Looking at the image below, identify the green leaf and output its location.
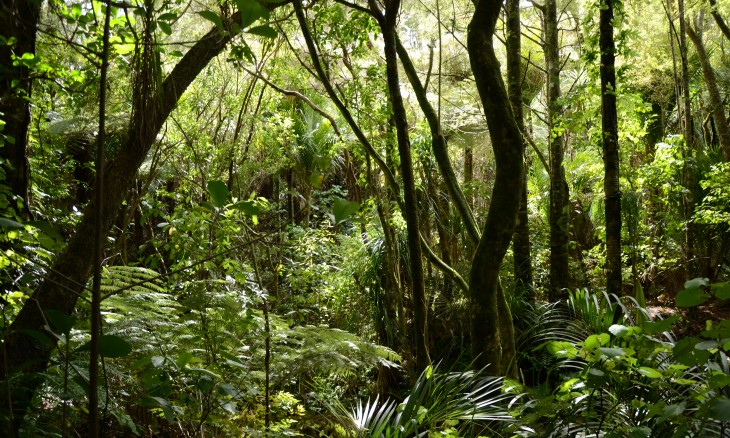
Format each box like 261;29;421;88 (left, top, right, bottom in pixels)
198;10;223;32
694;340;719;350
598;347;625;358
0;217;25;230
637;366;662;379
584;333;609;350
709;397;730;422
711;282;730;300
236;0;268;28
644;315;680;335
77;335;132;358
145;396;175;424
27;220;64;243
675;287;710;307
309;171;323;188
247;25;278;39
158;12;178;21
230;200;260;215
662;402;685;417
332;198;359;224
546;341;578;359
100;335;132;357
673;337;711;366
684;277;709;289
207;180;229;208
157;20;172;35
45;309;76;335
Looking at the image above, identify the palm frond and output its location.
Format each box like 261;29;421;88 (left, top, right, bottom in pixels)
333;363;522;437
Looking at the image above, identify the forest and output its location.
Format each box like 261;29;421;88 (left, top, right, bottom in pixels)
1;0;730;435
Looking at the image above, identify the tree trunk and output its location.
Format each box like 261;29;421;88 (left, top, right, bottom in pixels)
545;0;571;300
708;0;730;42
0;6;288;432
677;0;696;275
0;0;41;218
506;0;534;299
600;0;622;296
371;0;430;371
395;39;480;245
686;24;730;161
467;0;523;375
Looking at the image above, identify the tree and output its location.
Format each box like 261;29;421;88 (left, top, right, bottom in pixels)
468;0;523;375
367;0;430;370
600;0;621;296
685;22;730;161
0;2;289;432
544;0;571;300
0;0;41;218
506;0;534;299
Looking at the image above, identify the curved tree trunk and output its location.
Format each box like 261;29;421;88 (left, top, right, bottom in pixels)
0;5;289;433
600;0;622;296
468;0;523;375
686;24;730;161
708;0;730;42
395;38;480;246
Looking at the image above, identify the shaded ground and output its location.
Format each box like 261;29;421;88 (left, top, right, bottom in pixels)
647;295;730;338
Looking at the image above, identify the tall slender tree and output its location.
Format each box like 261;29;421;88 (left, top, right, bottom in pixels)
506;0;534;299
369;0;430;371
677;0;696;274
468;0;523;375
544;0;571;299
600;0;622;296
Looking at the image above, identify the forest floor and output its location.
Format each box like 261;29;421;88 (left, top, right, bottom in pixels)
647;296;730;337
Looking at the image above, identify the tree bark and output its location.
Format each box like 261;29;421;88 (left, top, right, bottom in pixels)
370;0;430;371
677;0;696;274
686;24;730;161
0;0;41;218
395;38;480;246
545;0;570;300
506;0;534;299
0;4;289;432
708;0;730;42
600;0;622;296
467;0;523;374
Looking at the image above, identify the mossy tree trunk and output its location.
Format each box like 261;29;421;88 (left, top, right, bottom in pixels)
0;0;41;219
506;0;534;300
600;0;622;296
545;0;571;300
686;24;730;161
467;0;523;375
